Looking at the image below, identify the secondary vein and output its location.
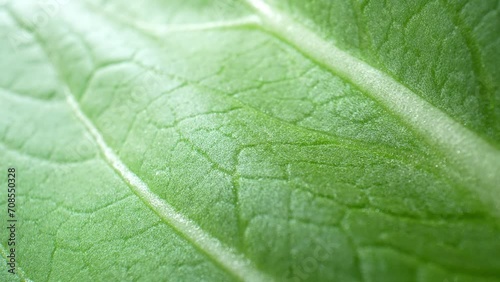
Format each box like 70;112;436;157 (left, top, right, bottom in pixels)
122;16;261;36
5;4;267;279
64;89;270;282
5;5;268;279
245;0;500;216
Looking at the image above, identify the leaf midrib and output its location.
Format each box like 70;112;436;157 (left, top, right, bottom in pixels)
5;1;500;280
244;0;500;216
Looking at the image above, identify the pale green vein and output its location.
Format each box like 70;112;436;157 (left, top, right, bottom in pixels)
63;88;271;282
0;244;33;282
120;16;261;36
5;7;269;279
245;0;500;217
88;0;261;36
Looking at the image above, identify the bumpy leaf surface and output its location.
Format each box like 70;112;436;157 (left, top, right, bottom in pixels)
1;0;499;281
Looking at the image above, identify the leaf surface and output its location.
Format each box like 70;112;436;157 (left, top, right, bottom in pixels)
0;0;499;281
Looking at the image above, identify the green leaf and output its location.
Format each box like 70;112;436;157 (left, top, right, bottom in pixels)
1;0;499;281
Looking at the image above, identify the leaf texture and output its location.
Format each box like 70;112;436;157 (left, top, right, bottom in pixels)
0;0;499;281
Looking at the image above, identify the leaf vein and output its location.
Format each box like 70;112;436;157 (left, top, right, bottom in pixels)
244;0;500;216
64;88;270;282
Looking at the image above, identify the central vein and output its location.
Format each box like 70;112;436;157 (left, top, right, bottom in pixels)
245;0;500;216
